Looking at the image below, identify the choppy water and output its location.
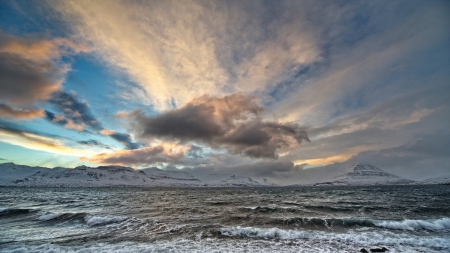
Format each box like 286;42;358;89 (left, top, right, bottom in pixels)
1;185;449;252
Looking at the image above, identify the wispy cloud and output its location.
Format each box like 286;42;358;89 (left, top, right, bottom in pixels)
77;139;111;150
0;124;94;156
47;0;325;110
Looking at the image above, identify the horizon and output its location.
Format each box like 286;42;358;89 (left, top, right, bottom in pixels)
1;0;449;185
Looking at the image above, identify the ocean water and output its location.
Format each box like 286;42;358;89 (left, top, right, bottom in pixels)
0;185;449;253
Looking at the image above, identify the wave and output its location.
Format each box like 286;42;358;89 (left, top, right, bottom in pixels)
282;217;450;231
218;226;450;250
84;215;128;226
0;208;37;217
38;213;66;221
37;212;87;222
1;237;449;253
282;217;376;229
241;206;302;213
376;218;450;231
241;205;356;213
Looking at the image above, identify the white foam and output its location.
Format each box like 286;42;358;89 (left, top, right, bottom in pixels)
220;226;309;239
219;226;450;250
375;218;450;231
38;213;65;221
84;215;128;226
1;235;449;253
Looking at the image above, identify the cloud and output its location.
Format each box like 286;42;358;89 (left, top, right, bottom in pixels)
44;110;85;131
83;144;185;166
0;103;44;119
107;132;140;150
99;129;140;150
127;94;309;158
274;1;450;125
0;31;86;106
0;124;93;156
47;90;101;130
340;129;450;181
186;145;205;159
48;0;323;110
45;90;141;149
77;139;111;150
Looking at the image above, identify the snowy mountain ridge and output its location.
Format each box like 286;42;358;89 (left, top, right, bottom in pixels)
0;162;276;187
313;163;415;186
414;174;450;185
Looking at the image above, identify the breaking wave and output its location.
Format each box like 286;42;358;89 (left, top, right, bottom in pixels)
281;217;450;231
38;213;66;221
376;218;450;231
84;215;128;226
218;226;450;250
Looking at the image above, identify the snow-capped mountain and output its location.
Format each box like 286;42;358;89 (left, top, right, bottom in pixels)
313;163;415;186
415;174;450;185
0;163;276;187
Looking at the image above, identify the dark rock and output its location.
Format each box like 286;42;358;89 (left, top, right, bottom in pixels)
360;249;369;253
370;247;387;252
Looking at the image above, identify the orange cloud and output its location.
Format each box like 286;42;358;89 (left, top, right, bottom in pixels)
100;129;115;135
294;155;353;167
0;37;88;63
0;103;44;119
82;144;186;166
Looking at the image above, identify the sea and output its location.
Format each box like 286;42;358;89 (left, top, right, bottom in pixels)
0;185;449;253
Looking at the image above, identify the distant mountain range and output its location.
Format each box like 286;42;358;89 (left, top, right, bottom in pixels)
0;163;277;187
0;162;448;187
413;174;450;185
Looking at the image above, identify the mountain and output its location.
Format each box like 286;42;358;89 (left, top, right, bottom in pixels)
0;163;276;187
415;174;450;185
313;163;415;186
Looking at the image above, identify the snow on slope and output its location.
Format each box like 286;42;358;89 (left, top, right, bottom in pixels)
313;163;415;186
415;174;450;185
0;163;276;187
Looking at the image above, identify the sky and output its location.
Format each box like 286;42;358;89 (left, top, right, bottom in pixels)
0;0;449;185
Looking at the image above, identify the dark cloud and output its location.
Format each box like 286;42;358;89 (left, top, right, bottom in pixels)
0;53;60;106
44;110;85;131
46;91;140;149
47;91;102;130
77;139;111;150
108;132;140;150
0;103;44;119
128;94;309;158
0;48;60;106
0;31;87;111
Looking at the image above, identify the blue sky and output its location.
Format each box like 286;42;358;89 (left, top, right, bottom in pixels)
0;0;449;184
